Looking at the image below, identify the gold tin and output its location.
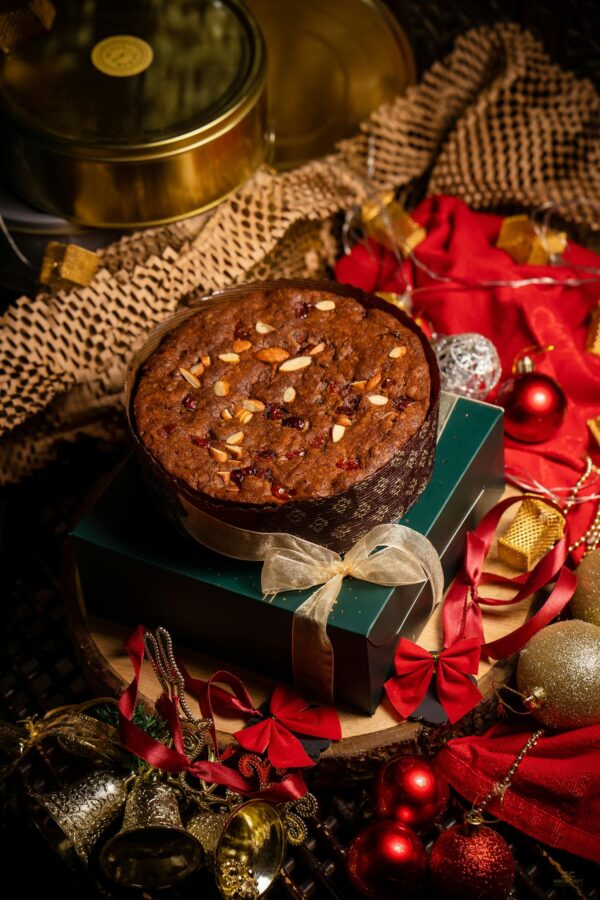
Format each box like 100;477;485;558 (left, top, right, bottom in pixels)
0;0;267;228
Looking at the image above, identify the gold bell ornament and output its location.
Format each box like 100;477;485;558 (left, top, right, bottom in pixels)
187;799;286;898
516;620;600;729
99;773;203;889
29;770;130;866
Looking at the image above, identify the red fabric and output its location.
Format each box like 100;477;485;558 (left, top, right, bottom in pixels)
435;722;600;864
384;637;482;723
234;684;342;768
335;195;600;554
442;495;576;655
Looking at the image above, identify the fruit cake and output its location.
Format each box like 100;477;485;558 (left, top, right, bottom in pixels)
133;284;432;505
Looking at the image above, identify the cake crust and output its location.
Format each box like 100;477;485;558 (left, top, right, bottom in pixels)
134;286;431;504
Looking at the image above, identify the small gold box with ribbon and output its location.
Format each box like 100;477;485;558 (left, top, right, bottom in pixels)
496;214;567;265
361;193;426;257
497;497;565;571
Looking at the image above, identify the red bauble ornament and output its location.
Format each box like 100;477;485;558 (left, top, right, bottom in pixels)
373;756;449;831
347;821;426;899
429;824;515;900
496;346;566;443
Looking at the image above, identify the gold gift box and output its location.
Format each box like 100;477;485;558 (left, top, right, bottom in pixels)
586;302;600;357
362;194;426;257
496;214;567;265
0;0;267;227
498;497;565;571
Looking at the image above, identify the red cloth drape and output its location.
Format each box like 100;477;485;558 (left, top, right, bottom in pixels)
435;722;600;864
335;195;600;554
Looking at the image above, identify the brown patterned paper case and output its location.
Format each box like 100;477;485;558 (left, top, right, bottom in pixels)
125;279;440;556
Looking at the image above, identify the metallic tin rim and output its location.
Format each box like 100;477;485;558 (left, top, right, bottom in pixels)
0;0;266;163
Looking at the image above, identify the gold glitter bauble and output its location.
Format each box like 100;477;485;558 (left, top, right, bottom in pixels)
516;620;600;729
571;550;600;627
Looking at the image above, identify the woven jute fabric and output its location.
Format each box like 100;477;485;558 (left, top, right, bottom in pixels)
1;23;599;484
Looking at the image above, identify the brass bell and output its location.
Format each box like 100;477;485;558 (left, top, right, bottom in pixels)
29;770;130;866
99;775;203;888
188;800;285;897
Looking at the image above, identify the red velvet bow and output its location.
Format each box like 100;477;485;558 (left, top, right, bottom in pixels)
234;684;342;768
117;626;308;801
384;637;483;724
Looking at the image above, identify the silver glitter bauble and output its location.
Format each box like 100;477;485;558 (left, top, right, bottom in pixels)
516;620;600;729
571;550;600;627
434;333;502;400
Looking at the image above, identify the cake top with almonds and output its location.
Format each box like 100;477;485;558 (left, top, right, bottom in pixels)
134;286;431;504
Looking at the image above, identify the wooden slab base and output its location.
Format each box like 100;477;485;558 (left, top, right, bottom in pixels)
65;488;530;786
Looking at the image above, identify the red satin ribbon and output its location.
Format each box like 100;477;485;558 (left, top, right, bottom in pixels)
442;495;577;657
117;626;307;801
384;637;482;723
233;684;342;768
182;667;342;769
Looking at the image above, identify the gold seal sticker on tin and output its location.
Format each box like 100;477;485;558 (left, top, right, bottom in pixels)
91;35;153;77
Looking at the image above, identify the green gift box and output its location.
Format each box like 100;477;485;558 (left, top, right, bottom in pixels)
73;393;504;715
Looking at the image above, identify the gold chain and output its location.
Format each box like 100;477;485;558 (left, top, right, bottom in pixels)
465;729;543;826
565;456;600;554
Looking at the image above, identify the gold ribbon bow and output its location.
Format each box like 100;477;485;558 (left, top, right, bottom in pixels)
261;524;444;702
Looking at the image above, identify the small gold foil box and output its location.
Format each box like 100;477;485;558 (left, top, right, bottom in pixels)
586;302;600;357
588;415;600;449
362;193;426;257
497;497;565;571
39;241;99;291
496;214;567;265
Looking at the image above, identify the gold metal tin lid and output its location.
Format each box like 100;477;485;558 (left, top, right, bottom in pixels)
249;0;416;168
0;0;266;161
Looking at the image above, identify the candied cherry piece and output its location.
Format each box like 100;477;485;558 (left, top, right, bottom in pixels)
265;403;288;421
234;321;250;340
293;301;310;319
182;394;197;410
189;435;209;447
308;434;326;448
336;457;360;470
254;448;277;459
158;423;176;438
393;396;413;413
284;448;306;460
271;482;296;501
281;416;306;431
231;466;273;487
336;395;361;416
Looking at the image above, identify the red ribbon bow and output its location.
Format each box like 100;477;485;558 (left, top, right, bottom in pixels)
117;626;308;801
233;684;342;768
384;637;483;723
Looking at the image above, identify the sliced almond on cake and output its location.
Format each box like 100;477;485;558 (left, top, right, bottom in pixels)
255;321;275;334
279;356;312;372
283;387;296;403
226;431;245;445
242;398;266;412
255;347;290;364
213;380;230;397
233;339;252;353
210;447;228;463
218;352;241;364
179;367;201;388
389;346;407;359
368;394;389;406
315;299;336;311
331;424;345;443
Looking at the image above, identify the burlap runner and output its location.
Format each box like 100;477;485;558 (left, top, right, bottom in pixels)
1;24;599;483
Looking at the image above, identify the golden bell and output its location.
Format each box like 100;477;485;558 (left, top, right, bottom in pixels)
29;770;129;866
99;776;203;889
188;800;285;897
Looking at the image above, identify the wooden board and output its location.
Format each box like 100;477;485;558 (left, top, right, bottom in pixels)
65;487;529;785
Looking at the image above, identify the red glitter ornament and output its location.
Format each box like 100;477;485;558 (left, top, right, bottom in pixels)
347;820;426;899
429;825;515;900
373;756;449;831
496;345;566;443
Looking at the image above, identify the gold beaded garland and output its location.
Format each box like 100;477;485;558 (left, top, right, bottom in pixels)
516;620;600;729
571;550;600;627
